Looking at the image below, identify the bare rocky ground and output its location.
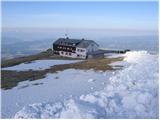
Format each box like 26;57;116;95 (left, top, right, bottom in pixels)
1;49;123;90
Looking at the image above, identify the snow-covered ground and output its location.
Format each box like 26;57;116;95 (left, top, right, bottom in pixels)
1;69;113;118
1;51;159;118
105;53;125;58
2;60;82;71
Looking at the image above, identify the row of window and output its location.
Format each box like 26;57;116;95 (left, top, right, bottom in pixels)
59;42;76;46
57;46;75;51
56;51;85;58
77;49;85;52
61;51;72;56
77;54;86;58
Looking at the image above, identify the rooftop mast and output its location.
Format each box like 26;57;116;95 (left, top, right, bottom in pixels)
65;28;69;39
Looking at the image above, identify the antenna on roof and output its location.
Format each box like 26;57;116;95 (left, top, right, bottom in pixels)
65;33;68;38
65;28;69;39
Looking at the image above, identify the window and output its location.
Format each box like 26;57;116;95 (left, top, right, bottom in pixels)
61;51;63;54
78;49;85;52
66;52;68;55
69;53;71;56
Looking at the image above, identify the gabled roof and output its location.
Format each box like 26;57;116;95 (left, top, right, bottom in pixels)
54;38;82;45
53;38;99;48
77;40;99;48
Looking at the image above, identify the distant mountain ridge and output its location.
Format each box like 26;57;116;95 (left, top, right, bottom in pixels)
2;37;55;60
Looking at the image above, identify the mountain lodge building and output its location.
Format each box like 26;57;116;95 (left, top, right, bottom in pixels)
53;37;99;59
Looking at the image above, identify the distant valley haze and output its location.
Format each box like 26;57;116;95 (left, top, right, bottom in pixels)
1;1;159;59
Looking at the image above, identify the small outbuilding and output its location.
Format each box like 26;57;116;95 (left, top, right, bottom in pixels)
87;50;105;59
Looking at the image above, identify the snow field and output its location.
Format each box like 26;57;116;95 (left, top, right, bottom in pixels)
14;51;158;118
2;69;112;118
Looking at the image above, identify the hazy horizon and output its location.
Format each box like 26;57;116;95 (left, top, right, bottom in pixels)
2;1;158;39
2;27;158;41
1;1;159;59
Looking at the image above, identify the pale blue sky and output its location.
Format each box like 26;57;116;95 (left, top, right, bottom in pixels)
2;1;158;31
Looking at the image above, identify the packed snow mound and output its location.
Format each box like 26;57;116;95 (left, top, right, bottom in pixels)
2;60;82;71
105;53;124;58
14;51;159;119
14;99;99;119
124;51;152;63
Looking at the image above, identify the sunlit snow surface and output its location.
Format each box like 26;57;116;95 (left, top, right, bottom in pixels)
2;60;82;71
1;51;158;118
2;69;111;118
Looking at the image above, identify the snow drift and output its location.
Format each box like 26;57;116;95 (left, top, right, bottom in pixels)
14;51;159;118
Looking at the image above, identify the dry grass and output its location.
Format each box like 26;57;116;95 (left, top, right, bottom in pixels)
49;57;123;72
1;49;82;68
1;57;123;90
